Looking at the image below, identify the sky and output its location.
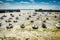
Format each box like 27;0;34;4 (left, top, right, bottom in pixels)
0;0;60;10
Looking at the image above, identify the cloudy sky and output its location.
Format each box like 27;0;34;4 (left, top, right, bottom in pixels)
0;0;60;10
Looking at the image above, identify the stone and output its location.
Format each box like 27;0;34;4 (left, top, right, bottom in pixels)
13;20;17;23
10;26;13;29
20;24;25;28
0;17;4;20
0;23;2;27
9;18;12;19
10;14;14;17
30;20;34;23
32;26;38;29
9;24;12;26
29;15;31;18
27;18;29;20
8;20;11;22
16;17;19;20
42;23;47;28
26;38;29;40
2;15;7;17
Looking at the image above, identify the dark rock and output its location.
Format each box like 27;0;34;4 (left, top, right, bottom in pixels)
26;38;29;40
9;24;12;26
56;27;60;29
27;18;29;20
46;18;49;20
59;21;60;23
0;23;2;27
43;20;46;23
42;23;46;28
2;15;7;17
10;25;13;28
30;20;34;23
0;17;4;20
9;18;12;19
37;18;39;20
6;26;10;29
13;20;17;23
10;14;14;17
20;24;25;28
16;17;19;20
8;20;11;22
32;26;38;29
5;20;8;22
6;25;13;29
54;15;57;18
29;15;31;18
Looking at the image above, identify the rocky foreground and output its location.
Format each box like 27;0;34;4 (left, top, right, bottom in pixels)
0;28;60;40
0;10;60;40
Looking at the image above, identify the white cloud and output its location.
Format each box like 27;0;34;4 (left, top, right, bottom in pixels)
20;1;29;4
52;1;60;5
0;2;12;9
0;1;60;10
30;0;35;4
4;3;11;6
50;1;60;4
0;1;11;6
0;1;3;4
30;0;34;2
40;2;49;5
10;5;59;10
0;4;60;10
53;1;56;2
